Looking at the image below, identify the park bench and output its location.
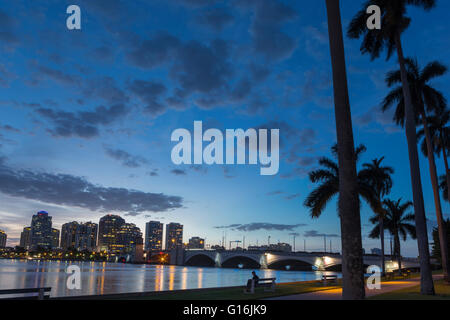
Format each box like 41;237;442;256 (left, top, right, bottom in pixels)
244;278;276;294
322;275;338;286
0;287;51;300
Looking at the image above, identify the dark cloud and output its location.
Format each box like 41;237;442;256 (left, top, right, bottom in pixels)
0;124;20;133
267;190;284;196
0;10;18;44
239;0;297;61
36;104;129;138
171;169;187;176
304;230;339;238
197;8;234;31
285;193;301;200
0;163;183;215
104;146;148;168
173;39;232;95
214;223;307;232
128;80;167;115
127;32;180;69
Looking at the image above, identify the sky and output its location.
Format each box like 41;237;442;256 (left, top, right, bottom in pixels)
0;0;448;257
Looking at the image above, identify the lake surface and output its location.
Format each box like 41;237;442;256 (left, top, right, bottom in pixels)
0;259;340;298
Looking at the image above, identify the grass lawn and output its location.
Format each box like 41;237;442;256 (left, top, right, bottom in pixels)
117;281;340;300
370;280;450;300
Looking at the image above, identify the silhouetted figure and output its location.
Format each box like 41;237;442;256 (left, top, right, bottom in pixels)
246;271;259;291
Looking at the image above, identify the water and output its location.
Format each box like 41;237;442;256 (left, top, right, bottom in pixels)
0;259;340;298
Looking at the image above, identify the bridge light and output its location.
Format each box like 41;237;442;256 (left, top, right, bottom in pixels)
323;256;333;265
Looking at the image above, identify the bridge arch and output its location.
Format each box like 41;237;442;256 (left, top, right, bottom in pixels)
185;254;216;267
268;259;314;271
221;256;261;269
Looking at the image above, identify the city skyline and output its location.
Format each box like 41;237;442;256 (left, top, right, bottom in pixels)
0;0;449;257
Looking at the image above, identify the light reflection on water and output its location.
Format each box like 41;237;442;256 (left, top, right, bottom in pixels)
0;259;340;298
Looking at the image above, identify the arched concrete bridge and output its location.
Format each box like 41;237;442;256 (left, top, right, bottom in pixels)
179;250;423;271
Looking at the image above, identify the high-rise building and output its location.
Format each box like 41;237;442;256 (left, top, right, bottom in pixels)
145;221;163;251
51;228;60;248
113;223;143;255
61;221;79;250
30;211;53;250
98;215;125;252
75;222;98;251
165;223;183;250
0;229;7;248
188;237;205;249
19;227;31;249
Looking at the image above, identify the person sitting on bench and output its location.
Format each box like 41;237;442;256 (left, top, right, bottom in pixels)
246;271;259;291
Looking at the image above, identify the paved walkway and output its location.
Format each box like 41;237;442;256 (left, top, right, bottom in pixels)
267;275;443;300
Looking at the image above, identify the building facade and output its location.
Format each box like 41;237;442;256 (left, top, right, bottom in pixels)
114;223;143;255
0;229;7;248
75;222;98;251
165;223;183;250
61;221;79;250
188;237;205;249
98;215;125;252
51;228;60;248
30;211;53;250
145;221;163;251
19;227;31;249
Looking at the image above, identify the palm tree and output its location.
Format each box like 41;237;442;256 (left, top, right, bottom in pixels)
305;144;377;218
418;108;450;202
370;198;416;275
359;158;394;276
324;0;365;299
348;0;436;295
440;175;448;202
383;59;449;282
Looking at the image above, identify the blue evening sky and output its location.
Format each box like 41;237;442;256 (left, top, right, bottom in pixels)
0;0;448;256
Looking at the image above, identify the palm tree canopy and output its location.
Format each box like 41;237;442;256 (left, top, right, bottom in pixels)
347;0;436;60
304;144;377;218
382;58;447;127
417;108;450;157
369;198;416;241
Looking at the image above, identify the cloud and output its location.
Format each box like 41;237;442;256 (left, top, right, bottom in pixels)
0;124;20;133
285;193;301;200
128;79;167;116
174;39;232;95
304;230;339;238
0;163;183;215
171;169;187;176
104;146;148;168
239;0;298;61
35;104;129;138
214;223;307;232
127;32;181;69
0;10;19;44
197;8;234;31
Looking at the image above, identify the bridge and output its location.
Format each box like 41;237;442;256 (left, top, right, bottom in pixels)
171;249;423;272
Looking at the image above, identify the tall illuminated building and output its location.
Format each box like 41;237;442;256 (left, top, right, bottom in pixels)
51;228;60;248
113;223;143;255
0;229;7;248
61;221;79;250
98;215;125;252
165;223;183;250
19;227;31;249
30;211;53;250
75;222;98;251
145;221;163;251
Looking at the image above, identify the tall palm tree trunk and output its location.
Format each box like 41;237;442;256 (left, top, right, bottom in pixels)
422;115;450;282
379;216;386;276
325;0;365;300
394;32;435;295
441;131;450;202
394;232;402;275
